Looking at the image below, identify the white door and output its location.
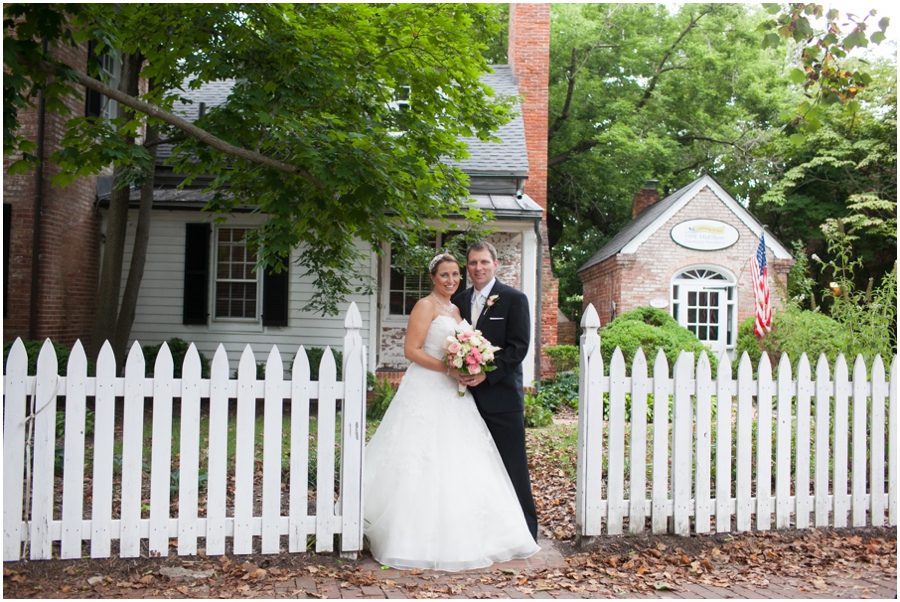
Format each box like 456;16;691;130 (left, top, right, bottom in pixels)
671;268;735;357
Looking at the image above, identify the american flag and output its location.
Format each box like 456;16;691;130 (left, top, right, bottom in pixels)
750;234;772;338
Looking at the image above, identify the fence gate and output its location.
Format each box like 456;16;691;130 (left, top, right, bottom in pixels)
3;304;367;561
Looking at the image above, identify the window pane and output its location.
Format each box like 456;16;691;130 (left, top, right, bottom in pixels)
699;326;708;340
688;308;697;323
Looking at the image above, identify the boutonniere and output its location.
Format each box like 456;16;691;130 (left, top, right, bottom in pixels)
483;294;500;314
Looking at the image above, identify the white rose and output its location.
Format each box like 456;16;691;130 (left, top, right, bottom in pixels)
453;357;464;368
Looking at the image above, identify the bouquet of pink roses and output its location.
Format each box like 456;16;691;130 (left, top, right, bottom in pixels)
442;326;501;396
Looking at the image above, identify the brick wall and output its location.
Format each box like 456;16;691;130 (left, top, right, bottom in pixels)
3;41;101;349
580;186;793;333
509;3;558;376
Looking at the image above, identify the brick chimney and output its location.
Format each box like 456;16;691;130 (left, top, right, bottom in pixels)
632;180;660;218
508;3;558;377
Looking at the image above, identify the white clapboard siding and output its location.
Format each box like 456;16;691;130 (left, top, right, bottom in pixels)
2;304;368;562
572;303;897;540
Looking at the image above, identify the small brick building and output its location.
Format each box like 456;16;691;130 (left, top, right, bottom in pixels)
578;175;793;359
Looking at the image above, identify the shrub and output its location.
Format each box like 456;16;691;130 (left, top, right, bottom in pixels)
538;373;579;412
545;345;579;374
736;310;851;374
142;338;211;378
524;390;553;428
3;339;96;376
296;347;344;382
599;307;718;375
367;378;396;421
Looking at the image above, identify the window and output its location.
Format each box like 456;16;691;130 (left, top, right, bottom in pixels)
85;43;121;119
182;223;289;327
386;232;464;318
215;228;258;319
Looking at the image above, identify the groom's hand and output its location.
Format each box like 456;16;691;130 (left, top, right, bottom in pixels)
459;372;486;387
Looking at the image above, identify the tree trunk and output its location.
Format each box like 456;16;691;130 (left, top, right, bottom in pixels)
114;105;158;364
89;51;143;364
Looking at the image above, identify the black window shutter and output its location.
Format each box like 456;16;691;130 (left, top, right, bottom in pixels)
84;41;102;118
262;262;289;327
183;223;210;325
3;204;10;317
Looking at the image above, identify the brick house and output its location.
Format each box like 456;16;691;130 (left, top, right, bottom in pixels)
578;175;794;359
4;4;558;382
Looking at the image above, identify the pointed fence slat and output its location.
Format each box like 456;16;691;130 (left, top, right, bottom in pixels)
91;342;117;558
735;353;753;532
120;341;146;558
628;349;648;534
671;352;693;536
851;356;869;527
61;341;88;559
694;352;712;535
290;347;312;552
869;356;886;527
149;343;174;555
715;354;733;532
233;346;258;555
606;348;627;535
316;348;338;553
3;339;28;561
178;344;202;556
795;355;813;530
833;355;850;528
262;346;284;554
775;354;793;529
31;339;60;559
205;345;230;555
889;356;898;526
756;353;773;531
814;355;832;527
651;349;670;535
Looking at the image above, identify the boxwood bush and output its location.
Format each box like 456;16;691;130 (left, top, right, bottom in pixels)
599;307;718;375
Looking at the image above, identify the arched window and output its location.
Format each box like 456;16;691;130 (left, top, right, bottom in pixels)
670;266;736;355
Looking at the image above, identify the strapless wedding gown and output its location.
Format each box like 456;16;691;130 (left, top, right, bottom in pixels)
364;315;539;571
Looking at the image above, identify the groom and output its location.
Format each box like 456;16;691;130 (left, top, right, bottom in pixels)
452;241;539;541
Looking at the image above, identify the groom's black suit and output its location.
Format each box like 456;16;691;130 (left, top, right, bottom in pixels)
453;280;539;540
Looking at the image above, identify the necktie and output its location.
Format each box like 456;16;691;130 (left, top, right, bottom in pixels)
472;292;484;320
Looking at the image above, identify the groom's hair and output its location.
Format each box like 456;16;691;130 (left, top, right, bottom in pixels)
466;240;498;262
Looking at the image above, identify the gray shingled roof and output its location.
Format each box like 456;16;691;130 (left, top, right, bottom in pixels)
156;67;527;176
577;177;704;274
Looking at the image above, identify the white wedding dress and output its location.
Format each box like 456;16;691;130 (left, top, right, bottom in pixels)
364;315;539;571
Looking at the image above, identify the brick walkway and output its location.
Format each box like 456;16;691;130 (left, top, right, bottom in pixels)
271;538;899;599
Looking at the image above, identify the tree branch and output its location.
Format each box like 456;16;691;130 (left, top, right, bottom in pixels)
548;139;600;168
33;60;323;187
549;48;579;141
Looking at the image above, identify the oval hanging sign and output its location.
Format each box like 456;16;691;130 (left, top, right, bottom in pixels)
670;219;739;251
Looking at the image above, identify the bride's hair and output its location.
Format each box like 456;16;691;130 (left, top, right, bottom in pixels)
429;252;458;275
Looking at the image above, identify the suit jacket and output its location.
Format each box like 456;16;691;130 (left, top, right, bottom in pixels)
452;280;530;414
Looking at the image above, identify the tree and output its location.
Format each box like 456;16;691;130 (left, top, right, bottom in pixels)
4;4;512;361
545;3;795;319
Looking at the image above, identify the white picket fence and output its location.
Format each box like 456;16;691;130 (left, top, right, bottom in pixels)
3;304;367;562
575;303;898;537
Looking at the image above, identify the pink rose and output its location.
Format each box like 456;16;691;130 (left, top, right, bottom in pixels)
470;348;483;363
447;341;461;354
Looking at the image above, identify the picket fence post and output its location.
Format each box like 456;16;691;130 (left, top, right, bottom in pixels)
575;304;603;537
3;339;28;561
339;302;367;557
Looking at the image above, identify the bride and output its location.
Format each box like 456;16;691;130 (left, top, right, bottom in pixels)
363;253;540;571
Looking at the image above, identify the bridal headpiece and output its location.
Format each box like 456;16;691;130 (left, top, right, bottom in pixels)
429;253;456;273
